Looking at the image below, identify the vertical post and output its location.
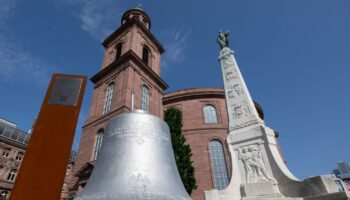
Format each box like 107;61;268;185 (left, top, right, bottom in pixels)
131;90;135;111
10;74;87;200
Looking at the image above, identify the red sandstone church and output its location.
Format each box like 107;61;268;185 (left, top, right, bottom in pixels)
69;7;268;200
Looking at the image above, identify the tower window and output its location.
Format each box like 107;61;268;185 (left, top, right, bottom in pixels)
142;46;150;66
115;43;123;60
141;85;149;111
93;129;104;161
103;83;114;114
209;140;229;190
7;169;17;181
203;105;218;123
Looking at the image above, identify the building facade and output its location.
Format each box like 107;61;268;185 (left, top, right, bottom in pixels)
333;162;350;191
70;7;270;200
0;118;76;200
0;119;30;200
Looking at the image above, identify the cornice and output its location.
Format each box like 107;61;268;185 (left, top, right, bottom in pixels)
90;50;168;90
163;88;225;105
102;17;164;53
163;87;265;119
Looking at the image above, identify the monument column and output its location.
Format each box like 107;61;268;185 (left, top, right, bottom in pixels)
205;31;349;200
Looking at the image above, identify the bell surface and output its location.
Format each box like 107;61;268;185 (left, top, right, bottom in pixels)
75;110;192;200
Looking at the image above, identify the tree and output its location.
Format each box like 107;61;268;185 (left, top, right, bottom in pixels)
164;107;197;194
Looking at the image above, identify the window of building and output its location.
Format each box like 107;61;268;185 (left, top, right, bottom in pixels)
7;169;17;181
335;180;345;192
16;152;23;161
0;191;8;199
93;129;104;161
68;192;76;200
0;125;5;135
203;105;218;123
0;166;3;176
1;148;10;158
141;85;149;111
103;83;114;114
209;140;229;190
62;182;68;191
115;43;123;60
142;46;150;66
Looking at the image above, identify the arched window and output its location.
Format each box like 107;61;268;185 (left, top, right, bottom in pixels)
141;85;149;111
93;129;104;161
209;140;229;190
203;105;218;123
142;46;150;66
103;83;114;114
7;169;17;181
115;43;123;60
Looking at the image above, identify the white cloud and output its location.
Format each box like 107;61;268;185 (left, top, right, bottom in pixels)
59;0;122;41
0;34;53;86
0;0;53;86
161;28;191;69
0;0;16;28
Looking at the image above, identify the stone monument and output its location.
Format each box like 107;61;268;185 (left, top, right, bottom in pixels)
204;31;350;200
75;110;191;200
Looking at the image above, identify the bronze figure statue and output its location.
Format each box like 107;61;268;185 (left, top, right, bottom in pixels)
217;30;229;49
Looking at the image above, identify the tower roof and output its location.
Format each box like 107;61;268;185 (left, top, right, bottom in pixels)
121;7;151;30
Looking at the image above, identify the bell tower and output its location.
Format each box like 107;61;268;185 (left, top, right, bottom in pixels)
70;7;168;196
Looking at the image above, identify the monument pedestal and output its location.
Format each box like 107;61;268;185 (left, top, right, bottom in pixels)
205;123;350;200
205;44;350;200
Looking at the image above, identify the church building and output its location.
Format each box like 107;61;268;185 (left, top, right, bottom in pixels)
70;7;268;200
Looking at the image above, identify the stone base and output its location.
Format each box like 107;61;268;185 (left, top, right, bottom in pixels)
303;192;350;200
243;197;301;200
241;181;282;198
204;124;350;200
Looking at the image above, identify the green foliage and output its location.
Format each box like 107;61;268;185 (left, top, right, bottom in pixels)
164;107;197;194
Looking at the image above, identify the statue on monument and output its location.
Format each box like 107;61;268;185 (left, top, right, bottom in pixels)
217;30;229;49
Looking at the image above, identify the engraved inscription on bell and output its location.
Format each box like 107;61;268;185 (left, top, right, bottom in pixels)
48;77;82;106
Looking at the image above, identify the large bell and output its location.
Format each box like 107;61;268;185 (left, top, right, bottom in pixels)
75;110;192;200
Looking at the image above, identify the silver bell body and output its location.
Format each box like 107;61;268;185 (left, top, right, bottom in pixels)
75;110;192;200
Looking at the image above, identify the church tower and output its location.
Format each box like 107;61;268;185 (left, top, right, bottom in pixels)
70;7;168;195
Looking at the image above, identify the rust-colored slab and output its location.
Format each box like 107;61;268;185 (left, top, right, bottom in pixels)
10;74;87;200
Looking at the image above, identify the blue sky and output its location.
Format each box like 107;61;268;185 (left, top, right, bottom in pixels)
0;0;349;179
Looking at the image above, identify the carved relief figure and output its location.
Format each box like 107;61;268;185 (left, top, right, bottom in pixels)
228;91;235;98
226;86;235;98
225;71;238;81
242;101;251;117
231;104;243;119
233;84;244;96
238;145;271;183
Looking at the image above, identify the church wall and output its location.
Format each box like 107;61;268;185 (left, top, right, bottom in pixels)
164;88;231;200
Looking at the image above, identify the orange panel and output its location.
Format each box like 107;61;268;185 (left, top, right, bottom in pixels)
10;74;87;200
